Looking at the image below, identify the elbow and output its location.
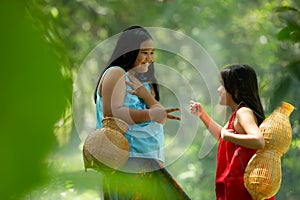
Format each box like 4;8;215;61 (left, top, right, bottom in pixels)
256;137;265;149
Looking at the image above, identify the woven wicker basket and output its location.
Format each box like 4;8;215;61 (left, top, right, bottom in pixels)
244;102;294;200
83;117;130;171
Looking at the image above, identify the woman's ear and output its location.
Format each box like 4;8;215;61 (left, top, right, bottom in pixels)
234;90;239;100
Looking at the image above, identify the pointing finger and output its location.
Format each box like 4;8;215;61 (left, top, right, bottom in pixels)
165;107;180;113
167;114;181;121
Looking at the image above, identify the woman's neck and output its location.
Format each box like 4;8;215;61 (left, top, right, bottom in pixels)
230;102;238;111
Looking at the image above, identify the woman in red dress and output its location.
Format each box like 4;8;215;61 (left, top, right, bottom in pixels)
190;64;275;200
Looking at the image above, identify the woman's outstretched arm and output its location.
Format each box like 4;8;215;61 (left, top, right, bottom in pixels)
190;101;222;139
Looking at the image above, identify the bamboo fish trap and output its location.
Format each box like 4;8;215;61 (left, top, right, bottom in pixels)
244;102;294;200
83;117;130;171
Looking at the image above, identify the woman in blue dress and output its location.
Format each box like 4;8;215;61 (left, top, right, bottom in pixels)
93;25;190;199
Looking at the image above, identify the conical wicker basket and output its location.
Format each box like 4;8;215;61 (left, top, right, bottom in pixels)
244;102;294;200
83;117;130;171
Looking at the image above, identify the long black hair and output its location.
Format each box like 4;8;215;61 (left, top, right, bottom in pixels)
220;64;265;125
94;25;159;103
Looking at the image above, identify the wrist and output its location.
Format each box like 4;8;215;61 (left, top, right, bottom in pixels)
150;103;161;109
147;109;152;121
198;109;206;120
198;111;203;118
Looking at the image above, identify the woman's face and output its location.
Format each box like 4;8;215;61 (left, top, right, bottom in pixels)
133;39;154;73
217;81;234;106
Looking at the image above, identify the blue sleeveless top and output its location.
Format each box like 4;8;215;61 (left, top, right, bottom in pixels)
95;66;164;162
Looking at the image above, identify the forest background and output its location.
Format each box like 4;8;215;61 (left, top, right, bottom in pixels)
1;0;300;199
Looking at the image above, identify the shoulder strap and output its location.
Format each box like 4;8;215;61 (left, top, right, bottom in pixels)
227;105;244;129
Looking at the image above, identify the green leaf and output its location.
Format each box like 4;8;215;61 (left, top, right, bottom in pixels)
274;6;300;14
277;26;292;40
290;30;300;42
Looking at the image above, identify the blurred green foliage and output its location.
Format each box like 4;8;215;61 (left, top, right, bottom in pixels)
3;0;298;199
0;0;66;199
273;4;300;200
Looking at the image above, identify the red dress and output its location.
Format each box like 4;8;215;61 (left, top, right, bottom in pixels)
215;105;275;200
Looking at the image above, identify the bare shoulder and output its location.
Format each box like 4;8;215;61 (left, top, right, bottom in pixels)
236;107;256;122
237;106;253;114
102;67;125;82
105;67;125;77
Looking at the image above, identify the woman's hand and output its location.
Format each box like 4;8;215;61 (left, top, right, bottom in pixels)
220;128;235;139
189;100;223;140
126;72;150;99
126;71;181;124
149;105;181;124
190;100;203;117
